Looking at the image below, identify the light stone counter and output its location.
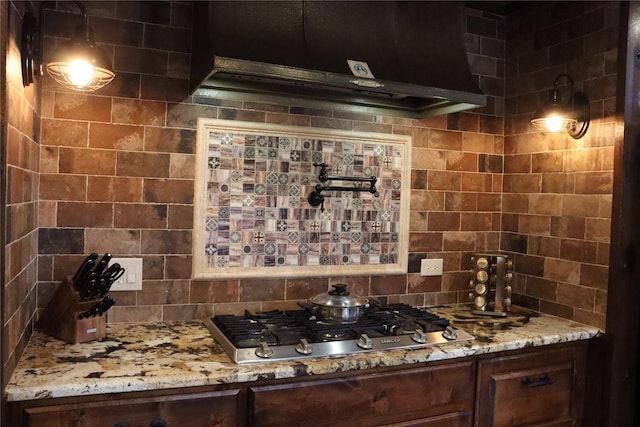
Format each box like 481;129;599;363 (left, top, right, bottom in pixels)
5;305;600;402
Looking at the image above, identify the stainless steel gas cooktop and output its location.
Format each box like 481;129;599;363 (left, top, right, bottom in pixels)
205;303;474;364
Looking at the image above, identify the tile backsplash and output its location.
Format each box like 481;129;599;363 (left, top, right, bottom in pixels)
193;120;409;279
4;1;619;386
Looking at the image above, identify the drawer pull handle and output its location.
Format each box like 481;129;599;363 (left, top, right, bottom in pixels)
150;419;167;427
114;423;131;427
521;372;554;388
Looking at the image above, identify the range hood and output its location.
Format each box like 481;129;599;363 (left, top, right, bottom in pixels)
190;1;486;119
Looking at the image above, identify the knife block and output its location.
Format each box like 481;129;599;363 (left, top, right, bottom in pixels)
36;277;107;344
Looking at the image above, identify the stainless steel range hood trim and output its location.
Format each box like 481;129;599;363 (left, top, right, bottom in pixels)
193;57;486;119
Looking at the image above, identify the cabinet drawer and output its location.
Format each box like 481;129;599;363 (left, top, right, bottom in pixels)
22;390;240;427
249;361;475;427
475;344;585;427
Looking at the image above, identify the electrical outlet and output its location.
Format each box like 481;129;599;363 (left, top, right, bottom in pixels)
420;258;443;276
108;257;143;291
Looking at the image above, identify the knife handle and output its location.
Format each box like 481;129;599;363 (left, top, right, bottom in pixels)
72;253;98;285
93;253;112;275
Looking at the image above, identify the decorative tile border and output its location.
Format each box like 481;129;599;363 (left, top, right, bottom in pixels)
193;119;411;279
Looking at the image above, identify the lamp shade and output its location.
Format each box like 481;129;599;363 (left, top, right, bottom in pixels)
530;98;577;134
45;25;115;91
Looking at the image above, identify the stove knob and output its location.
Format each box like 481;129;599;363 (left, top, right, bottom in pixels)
255;341;274;358
505;285;512;297
412;329;427;344
442;326;458;340
295;338;313;355
357;334;373;349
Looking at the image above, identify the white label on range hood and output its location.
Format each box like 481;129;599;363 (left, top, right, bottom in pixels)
347;59;375;79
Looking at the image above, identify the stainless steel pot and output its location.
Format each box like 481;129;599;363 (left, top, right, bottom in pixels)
307;284;370;324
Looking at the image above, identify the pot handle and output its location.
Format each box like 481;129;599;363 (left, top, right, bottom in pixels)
298;302;318;313
329;283;349;296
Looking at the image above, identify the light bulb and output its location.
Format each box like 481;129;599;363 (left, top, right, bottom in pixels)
66;60;95;88
544;115;565;133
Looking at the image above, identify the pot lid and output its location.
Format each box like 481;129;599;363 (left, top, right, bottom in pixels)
309;284;369;307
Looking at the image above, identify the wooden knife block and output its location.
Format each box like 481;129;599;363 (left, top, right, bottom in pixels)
36;277;107;344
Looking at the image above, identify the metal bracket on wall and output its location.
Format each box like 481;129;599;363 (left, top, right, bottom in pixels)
307;163;377;212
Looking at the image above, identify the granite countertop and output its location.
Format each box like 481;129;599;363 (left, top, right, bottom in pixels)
5;305;600;402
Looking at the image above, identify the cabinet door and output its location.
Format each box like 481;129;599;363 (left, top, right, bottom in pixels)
475;344;586;427
22;389;240;427
249;361;475;427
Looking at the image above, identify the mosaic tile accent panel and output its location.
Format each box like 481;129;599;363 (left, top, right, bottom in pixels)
193;119;411;279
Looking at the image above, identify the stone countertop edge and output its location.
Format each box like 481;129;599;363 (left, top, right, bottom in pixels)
4;305;601;402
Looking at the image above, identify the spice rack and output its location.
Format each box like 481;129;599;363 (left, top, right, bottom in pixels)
36;276;106;343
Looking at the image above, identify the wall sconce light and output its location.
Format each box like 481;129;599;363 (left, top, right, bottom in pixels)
21;1;115;91
530;73;590;139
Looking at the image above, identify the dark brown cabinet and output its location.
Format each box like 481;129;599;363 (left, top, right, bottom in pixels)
249;361;475;427
13;389;242;427
474;343;586;427
8;342;587;427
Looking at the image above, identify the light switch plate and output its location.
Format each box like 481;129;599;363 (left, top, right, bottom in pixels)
420;258;443;276
108;257;143;291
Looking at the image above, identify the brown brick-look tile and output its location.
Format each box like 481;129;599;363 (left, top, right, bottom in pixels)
112;99;167;126
41;119;88;147
580;264;609;289
240;278;286;302
529;194;562;215
428;212;461;231
556;283;595;311
39;174;85;202
114;204;167;228
542;173;575;193
407;275;441;294
528;236;561;258
518;214;551;235
443;232;476;251
428;129;462;150
525;276;558;301
461;212;492;231
143;179;194;204
560;239;598;264
89;123;144;150
59;148;116;175
57;202;113;228
138;280;189;305
428;171;462;191
117;152;171;178
168;205;193;230
370;275;406;296
114;46;169;75
410;191;444;211
445;192;478;211
545;258;580;285
462;132;496;154
461;172;493;192
412;148;447;171
165;255;192;279
141;230;191;254
39;228;84;254
408;232;443;252
53;93;112;122
107;306;163;323
145;127;195;154
504;154;530;173
446;152;477;171
477;193;501;211
285;278;330;300
85;229;141;255
503;174;542;193
163;304;214;321
87;176;143;202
